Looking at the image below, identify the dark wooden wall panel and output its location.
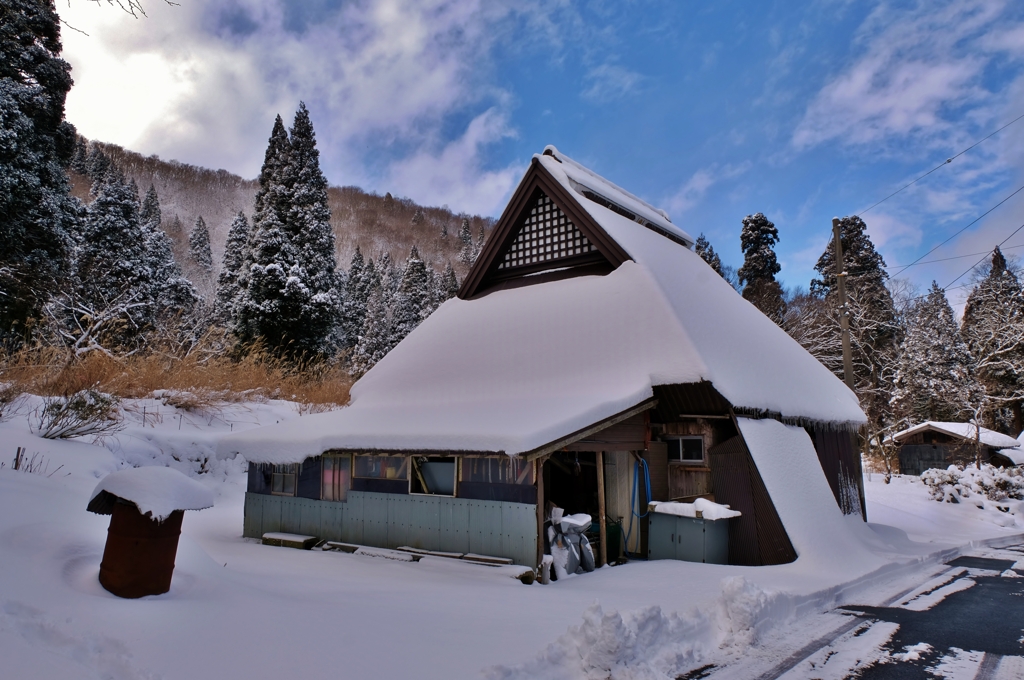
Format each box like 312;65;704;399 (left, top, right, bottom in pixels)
708;435;796;566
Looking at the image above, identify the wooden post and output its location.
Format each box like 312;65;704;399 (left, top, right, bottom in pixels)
536;456;545;572
596;450;608;567
833;217;855;391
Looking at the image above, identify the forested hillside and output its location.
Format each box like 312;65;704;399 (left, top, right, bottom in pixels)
68;139;495;284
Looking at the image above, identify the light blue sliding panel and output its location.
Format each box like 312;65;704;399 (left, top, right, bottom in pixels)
298;497;322;538
279;496;304;534
243;493;264;539
386;495;416;550
320;501;345;542
261;494;283;534
408;495;441;550
438;497;471;555
360;492;389;549
468;500;504;558
501;502;538;567
341;492;364;545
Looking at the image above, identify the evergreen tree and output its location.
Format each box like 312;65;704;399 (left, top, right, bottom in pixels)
961;247;1024;432
74;168;156;345
694;233;725;278
891;282;982;423
458;217;475;265
233;106;339;358
810;216;888;298
351;284;391;375
0;0;79;343
436;261;459;303
340;247;367;347
286;102;339;351
391;246;430;343
71;135;89;174
188;216;213;274
737;212;786;324
791;215;901;442
215;211;250;321
378;252;400;302
86;147;109;191
137;184;198;318
233;115;297;351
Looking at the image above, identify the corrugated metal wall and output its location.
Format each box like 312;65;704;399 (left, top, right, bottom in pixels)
243;491;537;567
707;435;796;566
810;428;866;520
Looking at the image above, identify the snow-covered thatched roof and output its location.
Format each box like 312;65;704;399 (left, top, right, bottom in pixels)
891;421;1020;449
220;148;864;464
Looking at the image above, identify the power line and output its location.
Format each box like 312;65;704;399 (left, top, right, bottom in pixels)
883;242;1024;269
854;110;1024;218
888;181;1024;277
944;220;1024;290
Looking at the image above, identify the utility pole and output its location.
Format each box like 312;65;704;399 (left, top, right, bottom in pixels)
833;218;855;391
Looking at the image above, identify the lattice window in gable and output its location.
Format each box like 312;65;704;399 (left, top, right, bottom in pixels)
497;193;595;270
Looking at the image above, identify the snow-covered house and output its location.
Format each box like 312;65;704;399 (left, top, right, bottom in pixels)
891;421;1022;475
220;146;867;570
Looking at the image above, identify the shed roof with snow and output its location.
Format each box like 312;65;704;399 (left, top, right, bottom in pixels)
891;421;1020;450
221;146;864;464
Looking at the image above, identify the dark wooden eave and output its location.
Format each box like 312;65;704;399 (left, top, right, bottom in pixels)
457;157;633;300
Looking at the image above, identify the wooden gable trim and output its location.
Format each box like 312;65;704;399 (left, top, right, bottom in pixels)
457;158;632;300
521;398;657;462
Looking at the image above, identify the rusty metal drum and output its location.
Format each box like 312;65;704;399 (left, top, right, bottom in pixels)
98;502;185;598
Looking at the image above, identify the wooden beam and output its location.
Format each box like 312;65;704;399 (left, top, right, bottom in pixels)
523;398;658;462
536;455;546;573
596;450;607;567
678;414;732;419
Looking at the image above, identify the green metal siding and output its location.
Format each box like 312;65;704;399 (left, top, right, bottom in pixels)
243;491;538;566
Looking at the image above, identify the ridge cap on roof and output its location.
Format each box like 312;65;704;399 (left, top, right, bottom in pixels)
540;145;673;223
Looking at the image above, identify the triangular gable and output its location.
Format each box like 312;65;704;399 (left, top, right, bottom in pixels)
458;157;631;299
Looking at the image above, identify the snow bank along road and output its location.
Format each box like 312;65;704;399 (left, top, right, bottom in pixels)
3;402;1024;679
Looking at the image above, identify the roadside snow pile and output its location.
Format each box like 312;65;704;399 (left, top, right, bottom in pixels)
88;466;214;521
650;498;741;520
488;577;780;680
920;464;1024;528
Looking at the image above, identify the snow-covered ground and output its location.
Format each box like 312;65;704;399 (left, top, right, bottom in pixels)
1;398;1021;679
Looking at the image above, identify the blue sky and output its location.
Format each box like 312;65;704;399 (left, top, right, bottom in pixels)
58;0;1024;305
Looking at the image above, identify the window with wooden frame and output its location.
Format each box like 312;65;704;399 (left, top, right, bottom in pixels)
461;456;535;486
410;456;457;496
322;453;351;502
271;464;298;496
496;192;595;271
353;455;408;481
665;436;705;465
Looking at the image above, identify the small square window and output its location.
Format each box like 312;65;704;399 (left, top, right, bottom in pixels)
666;436;704;464
271;464;297;495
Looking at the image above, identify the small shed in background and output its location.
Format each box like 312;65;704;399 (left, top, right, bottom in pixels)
892;421;1022;475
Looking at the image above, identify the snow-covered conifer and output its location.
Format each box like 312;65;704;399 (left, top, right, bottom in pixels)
738;213;785;324
215;211;250;321
458;217;475;264
436;262;459;303
961;247;1024;431
351;284;392;375
286;102;339;353
694;233;725;278
74;168;156;345
0;0;79;342
391;246;430;343
891;283;982;423
189;216;214;274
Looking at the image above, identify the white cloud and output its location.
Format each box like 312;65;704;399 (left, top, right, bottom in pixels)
57;0;517;213
581;63;644;102
665;162;752;215
792;0;1008;150
384;108;522;215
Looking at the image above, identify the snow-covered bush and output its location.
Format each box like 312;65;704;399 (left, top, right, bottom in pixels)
31;390;125;439
921;464;1024;504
